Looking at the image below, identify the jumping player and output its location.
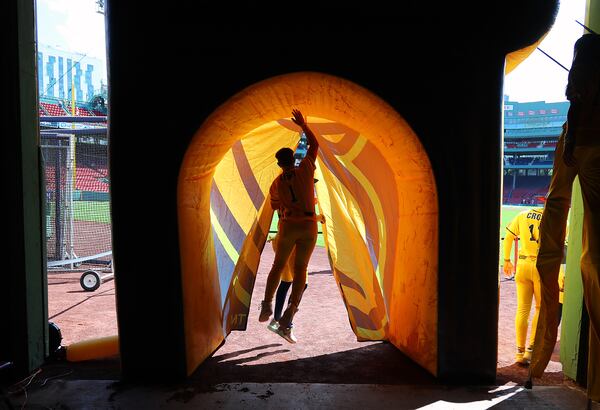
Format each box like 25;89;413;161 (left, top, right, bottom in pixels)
266;185;324;339
258;109;319;343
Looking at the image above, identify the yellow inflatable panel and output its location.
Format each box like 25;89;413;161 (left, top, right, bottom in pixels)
65;335;119;362
178;72;439;376
505;32;548;75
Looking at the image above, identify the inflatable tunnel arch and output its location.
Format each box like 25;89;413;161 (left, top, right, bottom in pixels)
177;72;438;376
58;40;544;370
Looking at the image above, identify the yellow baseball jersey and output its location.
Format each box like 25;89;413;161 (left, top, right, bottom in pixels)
269;156;317;221
504;208;543;259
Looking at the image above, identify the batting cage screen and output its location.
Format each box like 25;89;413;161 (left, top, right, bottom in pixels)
41;125;112;270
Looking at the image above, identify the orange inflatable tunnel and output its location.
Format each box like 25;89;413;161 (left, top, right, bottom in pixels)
177;72;439;376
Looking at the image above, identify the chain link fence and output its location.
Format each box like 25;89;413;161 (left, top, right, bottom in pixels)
40;118;112;276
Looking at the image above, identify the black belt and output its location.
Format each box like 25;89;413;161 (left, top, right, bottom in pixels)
283;211;314;217
519;255;537;260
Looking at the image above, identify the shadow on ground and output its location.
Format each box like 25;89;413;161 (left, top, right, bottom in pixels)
191;342;437;385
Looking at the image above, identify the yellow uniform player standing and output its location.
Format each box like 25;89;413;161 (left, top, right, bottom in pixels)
503;208;543;364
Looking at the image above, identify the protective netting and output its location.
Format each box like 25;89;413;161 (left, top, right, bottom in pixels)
41;130;111;269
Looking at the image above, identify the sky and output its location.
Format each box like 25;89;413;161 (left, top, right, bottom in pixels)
503;0;588;103
36;0;587;104
36;0;107;79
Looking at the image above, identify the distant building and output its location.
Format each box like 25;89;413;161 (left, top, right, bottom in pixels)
37;43;106;102
503;96;569;205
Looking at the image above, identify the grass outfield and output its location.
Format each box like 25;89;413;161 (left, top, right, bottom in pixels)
66;201;537;254
73;201;111;223
45;201;111;224
269;204;537;252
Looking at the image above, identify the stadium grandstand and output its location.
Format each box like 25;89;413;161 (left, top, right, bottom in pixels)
39;95;107;117
503;97;568;205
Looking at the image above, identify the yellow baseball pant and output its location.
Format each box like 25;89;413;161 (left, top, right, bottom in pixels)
531;139;600;401
515;258;541;350
263;219;318;327
270;234;295;283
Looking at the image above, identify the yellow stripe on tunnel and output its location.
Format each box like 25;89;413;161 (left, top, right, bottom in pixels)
232;276;251;308
210;207;239;264
335;136;388;291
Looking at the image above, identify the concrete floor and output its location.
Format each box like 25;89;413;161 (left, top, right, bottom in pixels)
5;248;595;409
8;379;599;409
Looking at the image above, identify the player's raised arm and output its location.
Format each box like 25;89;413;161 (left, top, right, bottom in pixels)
291;109;319;162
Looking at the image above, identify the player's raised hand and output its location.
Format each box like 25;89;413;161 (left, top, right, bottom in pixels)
291;109;306;128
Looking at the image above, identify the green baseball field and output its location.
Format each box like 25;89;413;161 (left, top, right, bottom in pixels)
62;201;537;260
268;204;539;254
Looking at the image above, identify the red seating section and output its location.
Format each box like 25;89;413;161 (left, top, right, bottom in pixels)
40;102;67;116
75;168;109;192
75;107;95;116
504;188;536;205
40;101;106;117
44;167;109;193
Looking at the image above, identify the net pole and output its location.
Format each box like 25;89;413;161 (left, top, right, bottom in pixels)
71;77;77;197
55;145;63;261
68;78;77;269
68;134;76;269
